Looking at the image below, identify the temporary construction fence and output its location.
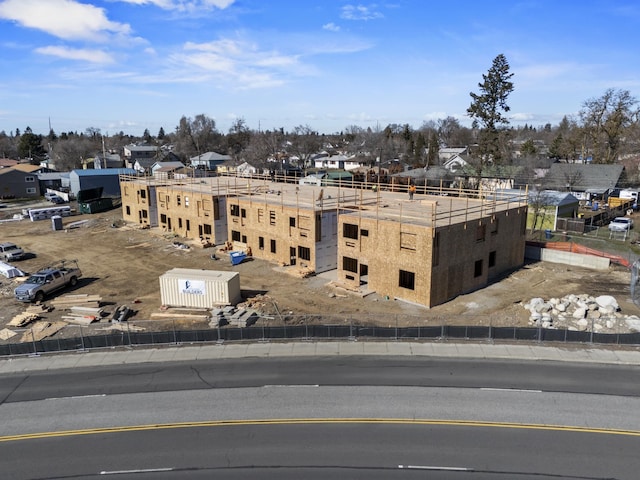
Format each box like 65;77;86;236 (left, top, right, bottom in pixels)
2;316;640;357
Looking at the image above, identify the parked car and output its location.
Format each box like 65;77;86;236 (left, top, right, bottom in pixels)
14;260;82;302
608;217;633;232
49;195;66;204
0;242;25;261
44;192;58;201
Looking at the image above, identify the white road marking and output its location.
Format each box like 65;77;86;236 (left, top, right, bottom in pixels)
46;394;107;400
480;387;542;393
398;465;471;471
100;467;173;475
263;384;319;388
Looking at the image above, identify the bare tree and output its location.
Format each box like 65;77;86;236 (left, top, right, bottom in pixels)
579;88;639;163
528;189;555;236
226;118;251;161
52;136;95;170
287;124;322;168
174;114;221;160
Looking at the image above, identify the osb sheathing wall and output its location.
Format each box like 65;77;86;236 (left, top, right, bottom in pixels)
225;196;338;273
338;207;526;308
120;181;154;226
155;186;227;243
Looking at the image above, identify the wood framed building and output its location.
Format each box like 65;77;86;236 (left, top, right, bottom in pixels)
224;184;342;273
337;190;528;308
119;174;528;308
120;176;229;244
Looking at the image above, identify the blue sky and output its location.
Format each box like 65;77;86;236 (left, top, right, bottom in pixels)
0;0;639;138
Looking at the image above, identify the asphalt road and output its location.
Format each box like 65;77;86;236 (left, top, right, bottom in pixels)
1;420;637;479
1;357;639;479
2;356;640;403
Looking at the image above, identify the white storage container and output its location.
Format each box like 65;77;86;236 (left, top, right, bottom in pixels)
159;268;241;308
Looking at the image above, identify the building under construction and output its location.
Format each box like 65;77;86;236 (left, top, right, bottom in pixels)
119;174;528;308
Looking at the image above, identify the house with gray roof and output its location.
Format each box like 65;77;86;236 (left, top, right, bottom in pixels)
0;165;41;198
542;163;625;202
189;152;231;170
94;152;123;169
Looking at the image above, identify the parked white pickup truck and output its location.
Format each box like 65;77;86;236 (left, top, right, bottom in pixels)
0;242;25;261
15;260;82;302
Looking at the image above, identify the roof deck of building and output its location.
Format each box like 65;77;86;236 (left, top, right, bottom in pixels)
120;174;528;228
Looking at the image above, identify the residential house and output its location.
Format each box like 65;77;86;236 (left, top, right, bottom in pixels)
438;147;468;164
236;161;258;177
132;158;157;175
123;144;159;169
190;152;232;170
313;154;362;171
151;161;185;178
94;152;123;169
0;159;19;169
390;166;454;188
443;153;469;173
216;159;241;175
0;164;41;198
541;163;625;202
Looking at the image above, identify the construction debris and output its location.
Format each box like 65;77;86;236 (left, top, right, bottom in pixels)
68;305;104;316
237;293;273;311
125;242;152;249
0;328;17;340
111;305;132;323
20;321;67;342
61;314;98;326
26;304;51;314
8;311;39;327
99;323;145;332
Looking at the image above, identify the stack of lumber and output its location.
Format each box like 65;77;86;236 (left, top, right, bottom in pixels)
49;294;102;310
27;304;51;314
20;321;67;342
61;313;99;326
8;311;40;327
151;311;209;321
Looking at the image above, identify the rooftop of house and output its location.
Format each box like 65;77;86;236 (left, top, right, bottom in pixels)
121;175;528;229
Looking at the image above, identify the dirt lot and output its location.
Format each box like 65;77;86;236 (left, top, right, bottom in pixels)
0;202;639;340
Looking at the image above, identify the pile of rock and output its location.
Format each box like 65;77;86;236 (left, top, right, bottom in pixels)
523;294;640;333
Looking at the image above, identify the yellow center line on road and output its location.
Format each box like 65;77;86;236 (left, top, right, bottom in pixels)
1;418;640;443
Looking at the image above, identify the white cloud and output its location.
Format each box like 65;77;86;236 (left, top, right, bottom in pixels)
517;62;578;81
35;45;115;63
115;0;235;11
509;112;535;121
0;0;132;42
341;4;384;21
322;22;340;32
170;38;304;89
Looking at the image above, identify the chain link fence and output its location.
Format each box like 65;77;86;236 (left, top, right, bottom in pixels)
2;314;640;357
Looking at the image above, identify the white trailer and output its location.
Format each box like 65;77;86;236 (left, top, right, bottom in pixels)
159;268;241;308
